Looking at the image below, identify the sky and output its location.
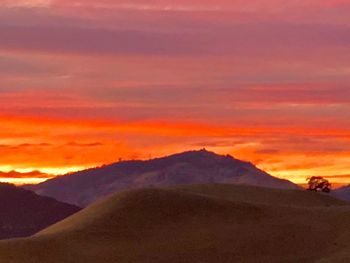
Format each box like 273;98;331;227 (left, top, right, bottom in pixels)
0;0;350;185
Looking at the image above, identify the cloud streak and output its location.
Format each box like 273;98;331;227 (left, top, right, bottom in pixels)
0;0;350;184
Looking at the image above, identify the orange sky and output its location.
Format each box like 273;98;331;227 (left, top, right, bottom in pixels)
1;114;350;185
1;1;350;185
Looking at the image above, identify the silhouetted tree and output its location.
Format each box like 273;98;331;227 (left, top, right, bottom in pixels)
307;176;331;193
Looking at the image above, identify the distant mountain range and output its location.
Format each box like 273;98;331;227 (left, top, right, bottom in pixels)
0;183;80;240
28;149;299;207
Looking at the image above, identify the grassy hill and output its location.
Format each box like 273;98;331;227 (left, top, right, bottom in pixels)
1;184;350;262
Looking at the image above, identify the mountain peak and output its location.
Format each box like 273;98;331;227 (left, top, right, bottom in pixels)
29;150;299;207
178;148;225;158
147;149;244;167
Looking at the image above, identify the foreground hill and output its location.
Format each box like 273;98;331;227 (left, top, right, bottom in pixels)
28;149;298;207
0;183;81;240
1;184;350;262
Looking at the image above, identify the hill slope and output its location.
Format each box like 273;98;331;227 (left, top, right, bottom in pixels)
0;183;81;240
332;186;350;201
0;184;350;263
28;149;298;207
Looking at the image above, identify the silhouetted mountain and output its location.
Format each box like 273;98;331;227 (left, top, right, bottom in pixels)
0;183;81;240
28;149;299;207
332;185;350;201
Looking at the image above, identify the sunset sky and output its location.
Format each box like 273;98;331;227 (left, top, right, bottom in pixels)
1;0;350;185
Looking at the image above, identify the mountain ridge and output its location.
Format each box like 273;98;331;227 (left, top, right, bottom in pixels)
28;149;299;207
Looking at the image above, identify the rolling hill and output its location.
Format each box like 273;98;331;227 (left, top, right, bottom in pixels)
28;149;299;207
0;184;349;262
0;183;81;240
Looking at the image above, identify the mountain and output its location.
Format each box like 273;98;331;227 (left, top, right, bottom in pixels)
332;185;350;201
0;183;81;240
28;149;299;207
0;184;348;263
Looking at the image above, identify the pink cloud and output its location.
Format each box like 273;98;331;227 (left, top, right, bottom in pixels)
0;0;350;184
